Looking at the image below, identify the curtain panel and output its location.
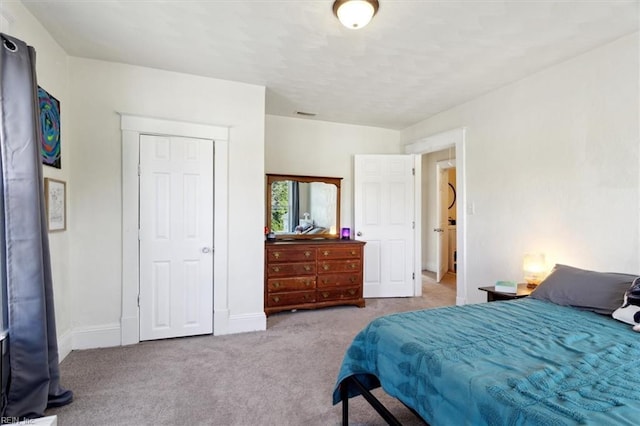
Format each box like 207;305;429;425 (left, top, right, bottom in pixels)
0;33;72;419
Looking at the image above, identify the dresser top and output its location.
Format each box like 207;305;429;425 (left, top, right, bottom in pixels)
265;239;365;246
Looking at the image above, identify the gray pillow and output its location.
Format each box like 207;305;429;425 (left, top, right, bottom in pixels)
530;264;637;315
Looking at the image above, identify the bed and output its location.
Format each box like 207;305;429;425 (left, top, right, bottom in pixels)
333;265;640;425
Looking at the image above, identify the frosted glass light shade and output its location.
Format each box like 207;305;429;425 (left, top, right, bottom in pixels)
333;0;379;29
523;253;546;287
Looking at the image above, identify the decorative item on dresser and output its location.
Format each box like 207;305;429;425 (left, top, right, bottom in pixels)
265;239;366;315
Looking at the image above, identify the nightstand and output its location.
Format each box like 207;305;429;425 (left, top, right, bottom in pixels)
478;283;535;302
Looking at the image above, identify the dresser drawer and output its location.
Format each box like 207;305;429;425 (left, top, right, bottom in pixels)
267;262;316;277
317;246;361;260
317;260;360;274
267;277;316;293
266;290;316;307
317;273;360;288
318;287;361;301
266;247;316;263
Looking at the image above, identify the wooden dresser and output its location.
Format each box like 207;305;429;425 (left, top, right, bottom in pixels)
264;239;366;315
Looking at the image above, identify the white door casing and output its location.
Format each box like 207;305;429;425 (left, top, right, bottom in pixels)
405;128;467;306
139;135;213;340
121;114;230;346
355;155;415;298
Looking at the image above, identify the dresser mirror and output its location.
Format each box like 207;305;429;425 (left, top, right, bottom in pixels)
266;174;342;239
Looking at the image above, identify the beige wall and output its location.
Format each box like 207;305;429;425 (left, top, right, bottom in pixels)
404;33;640;303
3;1;268;351
265;115;402;229
68;58;266;343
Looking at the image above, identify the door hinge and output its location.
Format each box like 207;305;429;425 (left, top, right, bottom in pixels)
412;168;415;176
138;229;141;240
137;294;140;307
412;272;415;280
412;221;415;229
137;164;141;176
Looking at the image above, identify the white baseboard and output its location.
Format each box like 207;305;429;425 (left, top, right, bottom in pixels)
67;312;265;350
72;323;121;350
223;312;266;335
57;329;72;362
425;261;437;273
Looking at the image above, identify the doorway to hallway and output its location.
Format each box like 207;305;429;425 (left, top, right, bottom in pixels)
421;270;456;306
405;127;466;306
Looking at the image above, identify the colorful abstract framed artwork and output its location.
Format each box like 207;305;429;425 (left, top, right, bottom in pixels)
44;178;66;232
38;86;61;168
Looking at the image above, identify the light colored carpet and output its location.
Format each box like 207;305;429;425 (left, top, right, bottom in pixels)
47;276;456;425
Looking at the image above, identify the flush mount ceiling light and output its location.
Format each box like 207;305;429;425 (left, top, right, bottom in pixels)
333;0;379;29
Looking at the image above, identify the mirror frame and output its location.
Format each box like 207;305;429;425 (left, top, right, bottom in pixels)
265;173;342;240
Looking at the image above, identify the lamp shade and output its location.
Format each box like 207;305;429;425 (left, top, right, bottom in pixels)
523;253;546;287
333;0;379;29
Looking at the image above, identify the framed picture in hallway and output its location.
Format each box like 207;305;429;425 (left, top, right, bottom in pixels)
45;178;66;232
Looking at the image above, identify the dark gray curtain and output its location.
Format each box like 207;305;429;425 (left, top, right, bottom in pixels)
0;33;72;419
290;181;299;232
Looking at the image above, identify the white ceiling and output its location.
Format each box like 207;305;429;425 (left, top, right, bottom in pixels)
21;0;639;130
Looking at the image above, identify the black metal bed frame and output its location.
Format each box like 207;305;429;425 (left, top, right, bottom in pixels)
339;376;428;426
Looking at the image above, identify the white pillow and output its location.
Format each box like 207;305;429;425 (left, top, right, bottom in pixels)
612;276;640;332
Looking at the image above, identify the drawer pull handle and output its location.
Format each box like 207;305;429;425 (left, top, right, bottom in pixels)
322;292;329;298
273;296;280;303
306;281;312;287
272;266;280;272
350;263;356;269
348;289;356;295
304;251;311;257
322;264;330;271
350;250;356;255
273;252;281;259
323;279;329;284
273;282;281;288
323;250;329;256
304;265;311;271
350;277;356;283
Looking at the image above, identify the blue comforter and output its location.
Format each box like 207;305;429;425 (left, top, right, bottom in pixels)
333;298;640;425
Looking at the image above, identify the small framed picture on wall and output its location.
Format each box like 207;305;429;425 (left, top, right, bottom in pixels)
45;178;66;232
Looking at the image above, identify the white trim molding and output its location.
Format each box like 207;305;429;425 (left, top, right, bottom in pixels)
120;114;232;345
405;127;467;306
224;313;267;335
405;128;464;155
72;323;121;350
57;329;72;362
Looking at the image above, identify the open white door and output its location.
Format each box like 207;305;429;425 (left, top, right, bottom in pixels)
435;163;449;282
355;155;415;298
139;135;214;341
